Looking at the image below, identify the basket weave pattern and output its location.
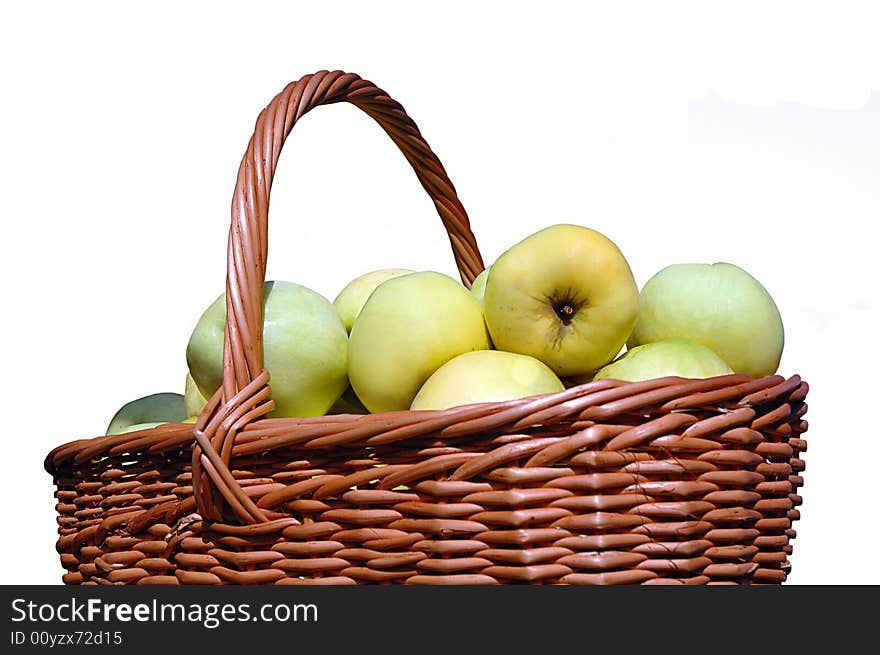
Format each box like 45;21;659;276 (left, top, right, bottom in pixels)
45;71;809;585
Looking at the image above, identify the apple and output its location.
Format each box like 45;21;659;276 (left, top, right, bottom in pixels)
348;271;490;413
106;392;185;435
484;224;639;377
594;338;733;382
411;350;564;411
333;268;414;333
186;280;348;418
469;266;494;347
184;371;209;417
628;262;784;378
469;266;491;308
113;421;168;434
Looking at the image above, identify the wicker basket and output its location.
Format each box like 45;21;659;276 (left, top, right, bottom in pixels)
45;70;809;586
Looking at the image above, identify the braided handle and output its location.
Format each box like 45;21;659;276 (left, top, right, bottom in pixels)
191;71;484;525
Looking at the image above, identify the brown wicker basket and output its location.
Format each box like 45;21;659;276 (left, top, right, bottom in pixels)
45;70;809;585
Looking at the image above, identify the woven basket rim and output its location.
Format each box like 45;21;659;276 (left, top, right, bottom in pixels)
46;372;804;476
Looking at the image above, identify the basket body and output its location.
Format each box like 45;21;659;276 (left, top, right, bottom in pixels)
47;374;808;585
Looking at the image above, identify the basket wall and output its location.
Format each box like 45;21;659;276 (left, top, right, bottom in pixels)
47;374;808;585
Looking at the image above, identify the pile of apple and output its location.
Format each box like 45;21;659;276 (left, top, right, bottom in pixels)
105;224;784;434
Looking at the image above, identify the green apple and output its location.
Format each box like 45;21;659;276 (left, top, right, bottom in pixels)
106;393;186;435
348;271;491;413
114;421;168;434
469;266;494;347
184;371;209;417
186;281;348;418
411;350;564;411
469;266;491;308
628;263;784;378
595;338;733;382
333;268;414;332
484;224;639;377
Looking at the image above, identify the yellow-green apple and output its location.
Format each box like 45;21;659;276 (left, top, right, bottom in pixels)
628;263;784;377
484;224;639;377
411;350;564;410
106;393;185;435
113;421;168;434
348;271;490;413
333;268;414;332
594;338;733;382
469;266;494;347
184;372;209;417
469;266;491;308
186;281;348;418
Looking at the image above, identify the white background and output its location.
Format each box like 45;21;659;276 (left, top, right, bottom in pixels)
1;1;877;584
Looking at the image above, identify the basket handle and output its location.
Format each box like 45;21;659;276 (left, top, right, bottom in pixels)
192;70;485;525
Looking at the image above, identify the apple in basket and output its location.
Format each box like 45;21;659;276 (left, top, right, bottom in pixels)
483;224;640;377
467;265;494;348
628;262;784;377
105;392;186;435
410;349;564;410
186;280;349;418
184;371;209;418
333;268;414;333
593;337;733;382
347;271;490;413
468;266;491;308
